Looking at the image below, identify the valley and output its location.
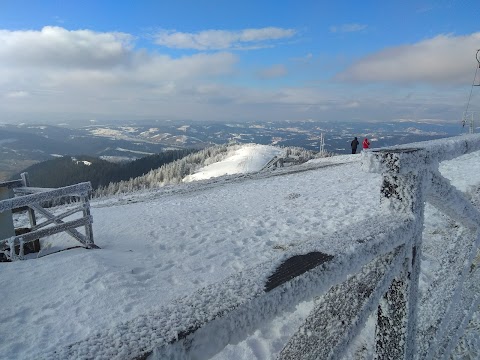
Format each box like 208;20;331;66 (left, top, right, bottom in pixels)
0;119;466;181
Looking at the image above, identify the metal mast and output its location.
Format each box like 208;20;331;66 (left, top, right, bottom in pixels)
463;49;480;134
319;133;325;157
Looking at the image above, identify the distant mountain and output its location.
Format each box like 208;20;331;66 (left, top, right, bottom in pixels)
0;119;466;181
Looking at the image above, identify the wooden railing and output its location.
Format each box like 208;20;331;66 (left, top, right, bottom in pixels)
0;174;98;260
52;135;480;359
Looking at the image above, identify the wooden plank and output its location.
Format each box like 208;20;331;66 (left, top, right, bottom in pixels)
13;187;56;194
427;169;480;230
29;204;90;247
279;246;405;360
30;205;86;231
0;182;91;213
265;252;333;291
0;216;92;251
0;179;23;189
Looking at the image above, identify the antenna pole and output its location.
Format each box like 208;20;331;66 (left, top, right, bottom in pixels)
319;133;325;157
463;49;480;134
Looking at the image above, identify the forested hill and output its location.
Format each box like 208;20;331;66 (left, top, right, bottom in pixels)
11;149;196;190
12;143;317;196
94;143;317;197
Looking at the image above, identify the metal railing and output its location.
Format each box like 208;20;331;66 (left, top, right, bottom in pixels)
52;134;480;360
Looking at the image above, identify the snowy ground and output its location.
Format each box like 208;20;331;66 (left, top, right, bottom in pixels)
1;144;480;359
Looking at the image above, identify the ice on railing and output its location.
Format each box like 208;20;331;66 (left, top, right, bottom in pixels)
350;134;480;359
1;237;25;261
455;312;480;358
46;213;417;360
428;261;480;359
417;221;476;357
48;260;273;360
362;134;480;175
0;182;91;213
279;246;406;360
0;237;15;261
427;169;480;230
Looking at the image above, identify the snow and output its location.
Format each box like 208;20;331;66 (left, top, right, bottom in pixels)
174;134;189;143
183;144;283;182
115;147;154;155
90;128;125;138
72;158;92;166
1;138;480;359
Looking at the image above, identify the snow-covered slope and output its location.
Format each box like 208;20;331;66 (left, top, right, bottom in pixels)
183;144;283;182
1;145;480;359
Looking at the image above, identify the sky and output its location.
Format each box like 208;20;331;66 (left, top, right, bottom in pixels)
2;139;480;359
0;0;480;125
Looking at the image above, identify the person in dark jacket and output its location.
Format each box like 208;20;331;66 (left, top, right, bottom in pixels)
351;137;359;154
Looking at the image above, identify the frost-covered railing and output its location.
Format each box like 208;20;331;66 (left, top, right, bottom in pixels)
52;135;480;360
0;173;98;259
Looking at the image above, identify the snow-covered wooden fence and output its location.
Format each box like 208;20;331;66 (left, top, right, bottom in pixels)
0;173;98;260
262;154;304;170
53;135;480;360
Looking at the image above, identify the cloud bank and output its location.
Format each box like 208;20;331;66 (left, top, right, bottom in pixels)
0;26;239;118
337;33;480;84
0;26;476;124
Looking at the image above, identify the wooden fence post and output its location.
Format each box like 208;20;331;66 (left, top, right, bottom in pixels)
0;184;15;241
81;194;96;248
371;149;428;359
20;172;40;252
20;173;37;228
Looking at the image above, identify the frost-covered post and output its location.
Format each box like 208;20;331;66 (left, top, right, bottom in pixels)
363;148;428;359
20;172;37;230
0;182;16;241
81;192;95;248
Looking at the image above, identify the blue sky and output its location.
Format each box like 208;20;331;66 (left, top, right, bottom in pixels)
0;0;479;124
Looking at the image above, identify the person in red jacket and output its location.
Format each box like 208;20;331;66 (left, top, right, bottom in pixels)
362;138;370;150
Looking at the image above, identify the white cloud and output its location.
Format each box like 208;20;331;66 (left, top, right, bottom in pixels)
0;26;243;122
0;27;237;91
0;26;471;124
0;26;133;69
257;64;288;79
154;27;296;50
337;32;480;84
330;23;367;33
